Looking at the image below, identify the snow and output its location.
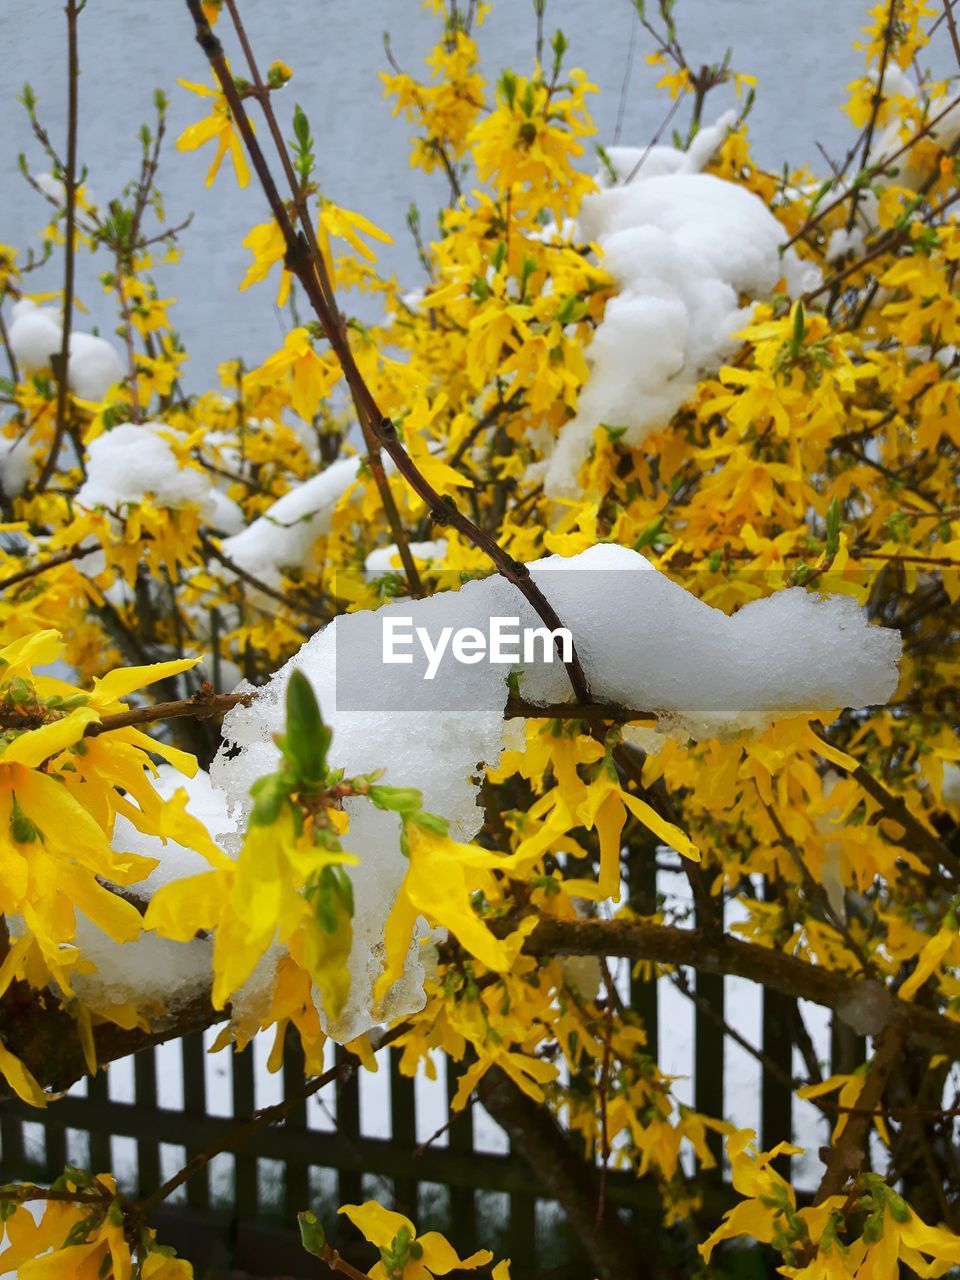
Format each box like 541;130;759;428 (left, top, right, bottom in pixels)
542;125;819;495
0;431;37;497
943;762;960;807
213;542;900;1042
219;455;361;587
599;110;738;184
826;226;866;261
9;299;124;403
365;539;448;573
76;422;243;530
70;769;238;1014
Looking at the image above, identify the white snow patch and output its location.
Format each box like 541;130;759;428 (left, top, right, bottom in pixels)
76;422;243;530
543;135;819;495
9;299;124;403
213;542;900;1042
220;455;361;587
365;539;448;573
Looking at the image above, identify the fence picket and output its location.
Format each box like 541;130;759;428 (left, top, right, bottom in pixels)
87;1070;112;1175
694;897;725;1172
334;1045;362;1207
181;1034;209;1211
134;1049;160;1195
389;1049;418;1218
445;1060;477;1253
282;1028;310;1220
232;1045;258;1218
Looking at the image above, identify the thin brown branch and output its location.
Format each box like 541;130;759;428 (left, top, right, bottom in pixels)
200;530;329;620
84;686;254;738
222;0;423;599
0;541;97;591
518;916;960;1058
183;0;590;701
36;0;81;493
814;1014;908;1202
810;724;960;879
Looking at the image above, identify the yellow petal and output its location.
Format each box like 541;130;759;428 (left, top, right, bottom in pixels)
0;1039;48;1107
417;1233;492;1275
622;792;700;861
91;657;198;706
338;1202;415;1250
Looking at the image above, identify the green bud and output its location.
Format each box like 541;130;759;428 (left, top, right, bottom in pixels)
369;784;424;815
10;796;39;845
298;1211;327;1257
825;496;842;559
789;300;806;358
284;669;331;782
249;772;292;826
408;810;449;836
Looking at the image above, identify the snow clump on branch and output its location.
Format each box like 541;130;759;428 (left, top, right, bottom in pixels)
212;542;900;1042
542;114;819;496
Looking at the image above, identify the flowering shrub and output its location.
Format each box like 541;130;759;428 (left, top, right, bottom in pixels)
0;0;959;1275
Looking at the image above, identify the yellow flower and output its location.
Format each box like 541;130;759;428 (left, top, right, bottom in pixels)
240;219;291;307
338;1202;498;1280
177;74;251;188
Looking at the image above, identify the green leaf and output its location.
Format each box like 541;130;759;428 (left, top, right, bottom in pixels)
633;517;665;551
789;300;805;358
408;810;449;836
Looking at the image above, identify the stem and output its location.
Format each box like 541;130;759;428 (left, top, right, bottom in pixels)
183;0;590;701
222;0;423;599
0;541;98;591
83;688;254;738
36;0;80;493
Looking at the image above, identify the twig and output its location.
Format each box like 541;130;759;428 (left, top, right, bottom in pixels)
36;0;81;493
809;724;960;879
222;0;423;599
942;0;960;68
184;0;590;702
134;1021;406;1218
200;530;329;620
813;1014;907;1202
0;541;97;591
83;686;254;738
781;93;960;250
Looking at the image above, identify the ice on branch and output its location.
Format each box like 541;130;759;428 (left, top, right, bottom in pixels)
213;543;900;1042
76;422;243;531
9;299;125;403
543;118;818;495
220;455;361;587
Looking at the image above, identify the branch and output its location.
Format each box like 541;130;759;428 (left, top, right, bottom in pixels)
477;1065;639;1280
83;686;254;738
810;725;960;879
814;1013;908;1202
182;0;590;702
518;917;960;1058
35;0;80;494
0;542;98;592
222;0;423;599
